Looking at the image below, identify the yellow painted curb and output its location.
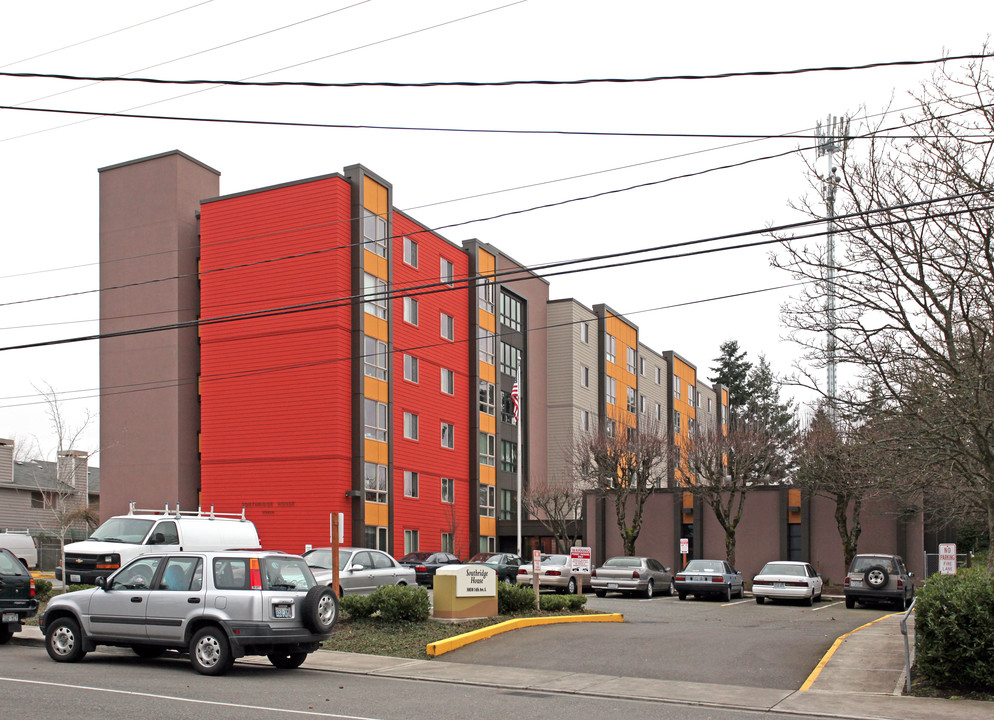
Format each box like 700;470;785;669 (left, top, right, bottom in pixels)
800;611;901;691
426;613;624;657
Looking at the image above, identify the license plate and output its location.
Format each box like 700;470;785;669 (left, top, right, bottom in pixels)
607;583;618;588
2;612;17;623
774;582;785;589
850;580;862;588
274;604;292;619
70;574;81;583
694;576;707;582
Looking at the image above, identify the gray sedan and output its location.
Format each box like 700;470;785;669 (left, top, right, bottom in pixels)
673;559;744;601
516;553;591;594
590;556;673;598
304;547;416;597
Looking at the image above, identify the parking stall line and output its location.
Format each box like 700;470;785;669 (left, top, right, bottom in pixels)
812;600;843;611
721;599;752;607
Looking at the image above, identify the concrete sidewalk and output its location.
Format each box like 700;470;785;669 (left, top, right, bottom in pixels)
13;613;992;719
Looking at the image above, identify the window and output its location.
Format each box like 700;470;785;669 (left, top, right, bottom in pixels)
441;422;455;449
403;236;418;266
478;328;496;365
404;530;419;554
655;402;662;421
500;292;522;331
655;366;661;384
673;409;682;434
441;368;455;394
404;471;419;498
440;258;454;285
364;399;387;441
500;390;515;424
440;313;454;340
441;477;454;504
580;322;589;343
708;398;714;412
364;462;388;503
478;277;495;313
404;412;419;440
479;483;496;517
479;432;495;466
441;532;454;554
639;394;646;414
627;347;637;374
639;357;646;376
403;354;419;383
605;417;616;437
580;366;589;388
363;273;387;319
606;376;616;405
673;375;681;399
688;417;697;436
500;342;521;376
364;526;388;550
500;489;515;520
688;385;696;407
606;334;616;363
627;386;636;413
480;535;496;553
479;380;496;415
500;440;518;472
580;409;590;431
362;208;387;257
403;296;419;325
363;336;387;380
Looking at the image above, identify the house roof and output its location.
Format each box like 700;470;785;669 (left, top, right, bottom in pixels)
2;459;100;495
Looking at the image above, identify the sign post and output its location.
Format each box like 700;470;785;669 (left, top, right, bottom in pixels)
532;549;542;608
330;512;344;597
938;542;957;575
680;537;689;568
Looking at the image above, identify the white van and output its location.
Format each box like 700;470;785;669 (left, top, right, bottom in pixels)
57;503;261;584
0;530;38;569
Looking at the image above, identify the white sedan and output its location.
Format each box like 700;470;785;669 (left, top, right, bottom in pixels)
751;561;823;606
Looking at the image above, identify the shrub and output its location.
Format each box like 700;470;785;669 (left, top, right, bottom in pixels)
915;570;994;691
33;579;53;601
341;593;375;619
565;593;588;611
369;584;430;623
539;595;568;612
498;582;536;614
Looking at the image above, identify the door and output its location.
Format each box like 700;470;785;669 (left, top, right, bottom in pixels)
342;551;376;594
85;556;163;640
145;556;205;642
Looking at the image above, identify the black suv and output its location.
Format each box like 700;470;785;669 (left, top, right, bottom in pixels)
1;548;38;643
844;553;914;609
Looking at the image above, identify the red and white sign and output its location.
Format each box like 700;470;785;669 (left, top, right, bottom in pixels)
569;546;591;574
939;543;957;575
680;538;689;555
533;549;542;572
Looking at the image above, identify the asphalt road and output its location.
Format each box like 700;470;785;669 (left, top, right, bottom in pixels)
438;593;892;690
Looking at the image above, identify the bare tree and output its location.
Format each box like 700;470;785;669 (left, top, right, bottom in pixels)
574;423;667;556
682;422;781;566
522;476;586;553
773;53;994;573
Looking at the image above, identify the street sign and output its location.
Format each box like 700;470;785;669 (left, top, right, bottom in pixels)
329;512;344;543
680;538;689;555
939;543;957;575
533;549;542;572
569;546;591;573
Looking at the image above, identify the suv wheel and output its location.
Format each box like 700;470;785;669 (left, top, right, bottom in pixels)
0;627;12;645
845;596;856;609
268;651;307;669
45;617;87;663
302;586;338;634
190;626;234;676
864;565;889;589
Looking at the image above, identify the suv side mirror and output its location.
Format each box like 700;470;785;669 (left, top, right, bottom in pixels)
95;576;108;590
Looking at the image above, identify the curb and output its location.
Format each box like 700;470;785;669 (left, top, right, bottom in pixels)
799;611;902;691
426;612;623;656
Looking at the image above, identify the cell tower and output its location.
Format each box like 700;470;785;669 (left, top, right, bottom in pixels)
815;115;848;422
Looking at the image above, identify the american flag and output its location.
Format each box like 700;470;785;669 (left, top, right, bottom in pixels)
511;379;520;424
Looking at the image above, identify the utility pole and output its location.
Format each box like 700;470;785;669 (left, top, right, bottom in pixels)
815;114;848;423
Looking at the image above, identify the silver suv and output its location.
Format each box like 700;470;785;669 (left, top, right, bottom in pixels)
844;553;914;609
40;550;338;675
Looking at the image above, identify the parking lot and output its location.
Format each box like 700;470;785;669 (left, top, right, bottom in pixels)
438;592;893;690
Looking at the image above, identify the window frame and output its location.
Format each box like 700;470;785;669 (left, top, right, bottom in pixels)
402;236;418;267
363;335;388;380
404;470;419;498
403;296;419;325
440;312;454;341
440;368;455;395
403;354;419;383
363;272;388;319
441;422;455;449
403;412;419;440
363;399;388;441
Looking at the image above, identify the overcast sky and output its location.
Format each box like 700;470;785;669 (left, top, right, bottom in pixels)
1;0;991;462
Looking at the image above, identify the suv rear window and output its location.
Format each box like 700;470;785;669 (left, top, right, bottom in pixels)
262;557;315;591
850;556;897;572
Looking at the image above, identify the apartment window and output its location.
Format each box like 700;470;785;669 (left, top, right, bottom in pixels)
441;477;454;504
404;471;419;498
441;533;454;554
639;394;646;414
363;335;387;380
673;409;682;434
627;386;637;413
655;402;662;421
479;432;496;466
364;399;387;441
500;440;518;473
404;412;419;440
403;236;418;267
500;390;515;424
403;354;419;383
440;257;454;285
688;385;696;407
481;535;496;553
441;422;455;449
708;398;714;412
605;417;616;437
404;529;419;554
441;368;455;395
441;313;454;340
655;366;661;384
627;347;637;374
673;375;681;399
403;296;419;325
500;342;521;377
606;376;616;405
688;417;697;437
364;462;388;503
364;526;388;550
479;380;496;415
580;322;589;343
478;328;496;365
362;208;387;257
500;489;515;521
479;483;496;517
478;277;495;313
580;409;590;432
639;357;646;376
580;366;589;388
363;273;387;319
500;292;522;331
606;334;616;363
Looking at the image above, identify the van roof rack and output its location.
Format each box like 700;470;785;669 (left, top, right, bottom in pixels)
127;501;248;521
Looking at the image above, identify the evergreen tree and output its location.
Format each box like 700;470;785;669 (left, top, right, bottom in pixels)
743;355;798;480
709;340;752;417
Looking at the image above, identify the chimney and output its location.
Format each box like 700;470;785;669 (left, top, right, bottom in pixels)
0;439;12;483
58;449;89;498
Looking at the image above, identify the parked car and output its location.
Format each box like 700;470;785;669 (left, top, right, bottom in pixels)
304;547;416;596
590;556;673;598
673;559;744;601
465;552;522;584
40;550;337;675
398;552;461;587
0;530;38;569
752;561;823;606
0;547;38;644
517;553;591;594
844;553;914;609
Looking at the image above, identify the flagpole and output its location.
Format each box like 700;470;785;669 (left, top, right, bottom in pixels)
516;360;523;558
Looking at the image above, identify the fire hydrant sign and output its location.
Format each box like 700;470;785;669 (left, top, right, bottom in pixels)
569;546;591;574
939;543;957;575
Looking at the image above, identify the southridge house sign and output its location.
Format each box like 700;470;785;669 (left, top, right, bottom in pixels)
453;565;497;597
